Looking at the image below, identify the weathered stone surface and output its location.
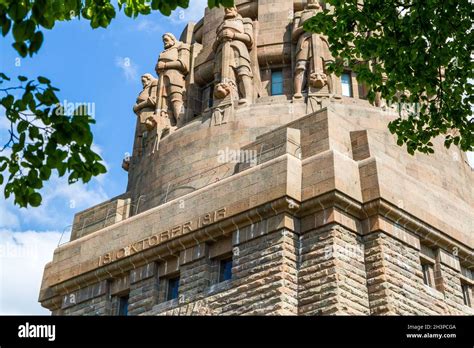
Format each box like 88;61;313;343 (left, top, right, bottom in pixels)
39;0;474;316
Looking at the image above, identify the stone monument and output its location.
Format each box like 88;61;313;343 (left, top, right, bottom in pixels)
134;73;158;131
292;0;340;111
213;6;254;105
155;33;190;129
39;0;474;317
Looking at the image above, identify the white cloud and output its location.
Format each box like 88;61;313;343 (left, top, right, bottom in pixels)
0;140;109;231
169;0;207;24
135;18;162;33
0;114;110;229
0;144;109;314
0;229;62;315
0;162;108;315
0;175;109;231
115;56;139;82
0;112;9;130
467;151;474;168
0;198;20;229
0;108;12;146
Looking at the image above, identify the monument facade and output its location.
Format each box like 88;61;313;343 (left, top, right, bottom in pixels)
39;0;473;316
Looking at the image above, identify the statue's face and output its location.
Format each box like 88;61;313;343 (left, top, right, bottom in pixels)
163;35;174;49
141;76;150;87
224;7;238;19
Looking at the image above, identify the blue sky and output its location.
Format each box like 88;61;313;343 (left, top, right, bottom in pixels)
0;0;207;315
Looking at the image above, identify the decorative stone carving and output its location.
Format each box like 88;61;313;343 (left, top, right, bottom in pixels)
292;0;336;99
306;94;331;114
214;82;234;100
155;33;190;129
213;6;254;106
133;73;158;131
211;82;236;126
121;156;130;172
309;70;328;89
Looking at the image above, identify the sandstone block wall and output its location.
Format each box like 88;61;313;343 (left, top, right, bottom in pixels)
40;103;473;316
55;220;473;316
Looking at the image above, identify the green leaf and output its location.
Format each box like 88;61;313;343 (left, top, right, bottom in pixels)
28;192;42;207
12;19;35;42
12;41;28;57
8;1;29;21
1;94;14;108
17;120;29;132
177;0;190;9
29;31;44;54
39;166;51;180
0;160;7;172
37;76;51;84
2;18;11;37
151;0;160;10
93;162;107;174
220;0;234;8
29;125;40;139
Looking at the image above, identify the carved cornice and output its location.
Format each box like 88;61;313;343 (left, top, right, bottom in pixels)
363;198;473;267
40;187;473;310
298;190;473;268
40;196;300;303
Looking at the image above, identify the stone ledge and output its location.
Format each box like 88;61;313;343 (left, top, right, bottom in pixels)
39;197;300;304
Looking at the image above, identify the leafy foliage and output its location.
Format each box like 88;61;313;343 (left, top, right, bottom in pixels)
0;74;106;207
0;0;235;207
305;0;473;154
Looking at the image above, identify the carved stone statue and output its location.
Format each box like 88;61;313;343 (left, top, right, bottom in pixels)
211;82;235;126
122;156;130;171
292;0;334;99
213;6;254;105
133;73;158;131
155;33;190;129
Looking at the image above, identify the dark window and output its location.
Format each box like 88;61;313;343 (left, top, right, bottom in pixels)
341;72;353;97
118;295;129;316
208;85;214;108
219;258;233;282
167;277;180;301
462;284;471;307
271;70;284;96
422;263;433;287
